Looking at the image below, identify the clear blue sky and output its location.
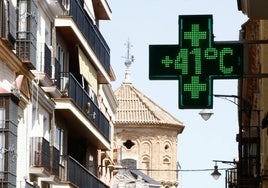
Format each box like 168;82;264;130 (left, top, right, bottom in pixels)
101;1;248;187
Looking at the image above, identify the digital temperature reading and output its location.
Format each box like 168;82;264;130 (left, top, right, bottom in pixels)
149;15;243;109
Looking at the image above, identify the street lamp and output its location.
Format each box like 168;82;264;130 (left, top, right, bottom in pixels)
211;162;221;180
198;94;240;121
199;109;214;121
211;160;237;188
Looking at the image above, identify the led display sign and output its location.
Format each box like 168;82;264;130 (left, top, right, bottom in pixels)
149;15;243;109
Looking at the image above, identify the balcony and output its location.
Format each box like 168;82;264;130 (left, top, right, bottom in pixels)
59;155;109;188
32;43;52;84
237;126;260;187
55;0;113;84
92;0;112;20
29;137;50;177
226;168;237;188
55;72;110;149
44;43;52;78
16;31;37;69
16;0;38;69
69;0;110;73
29;137;60;182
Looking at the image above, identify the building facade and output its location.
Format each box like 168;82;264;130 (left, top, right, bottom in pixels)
113;58;184;188
237;1;268;187
0;0;116;187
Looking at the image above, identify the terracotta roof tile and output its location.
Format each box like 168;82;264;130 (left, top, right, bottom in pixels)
114;83;184;132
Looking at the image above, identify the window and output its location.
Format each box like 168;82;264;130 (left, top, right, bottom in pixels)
122;158;137;169
56;43;68;72
55;126;64;164
123;140;135;149
0;108;5;174
142;156;150;175
0;108;5;128
163;158;170;164
18;0;28;39
165;144;169;150
8;1;16;45
43;114;50;140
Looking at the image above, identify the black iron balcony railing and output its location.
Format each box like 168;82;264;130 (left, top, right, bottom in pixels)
238;125;260;188
16;0;38;69
60;72;110;141
69;0;110;73
44;43;52;77
51;146;60;176
30;137;50;170
30;137;60;176
54;58;61;88
226;168;237;188
60;155;109;188
16;31;37;69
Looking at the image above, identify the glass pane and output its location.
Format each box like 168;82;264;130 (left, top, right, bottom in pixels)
0;108;5;128
0;133;5;173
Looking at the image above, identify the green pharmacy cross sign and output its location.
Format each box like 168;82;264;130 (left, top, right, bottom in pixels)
149;15;243;109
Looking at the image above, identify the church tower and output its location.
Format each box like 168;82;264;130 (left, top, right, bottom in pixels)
113;41;185;188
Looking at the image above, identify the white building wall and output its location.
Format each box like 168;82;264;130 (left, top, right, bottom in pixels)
17;106;30;187
0;61;16;91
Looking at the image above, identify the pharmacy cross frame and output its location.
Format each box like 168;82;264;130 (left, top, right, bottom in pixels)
149;15;243;109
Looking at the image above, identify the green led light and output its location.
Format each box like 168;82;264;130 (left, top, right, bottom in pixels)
190;48;202;74
162;56;173;68
204;48;218;60
184;24;207;47
174;49;188;74
219;48;233;74
149;15;243;109
184;76;206;98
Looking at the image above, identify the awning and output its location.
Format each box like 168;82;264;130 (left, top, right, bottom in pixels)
78;47;98;93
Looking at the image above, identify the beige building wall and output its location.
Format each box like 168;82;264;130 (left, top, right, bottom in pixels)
113;81;184;188
259;20;268;188
240;19;268;188
115;126;179;185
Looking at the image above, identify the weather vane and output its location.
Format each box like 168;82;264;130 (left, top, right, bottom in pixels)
123;39;134;69
123;39;135;83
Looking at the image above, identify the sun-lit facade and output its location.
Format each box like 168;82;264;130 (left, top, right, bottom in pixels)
113;63;184;187
0;0;116;187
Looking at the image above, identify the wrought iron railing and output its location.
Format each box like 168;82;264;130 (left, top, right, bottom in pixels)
16;31;37;69
60;72;110;142
51;146;60;176
16;0;38;69
60;155;109;188
44;43;52;77
226;168;237;188
30;137;50;170
238;125;260;188
69;0;110;73
54;58;61;88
